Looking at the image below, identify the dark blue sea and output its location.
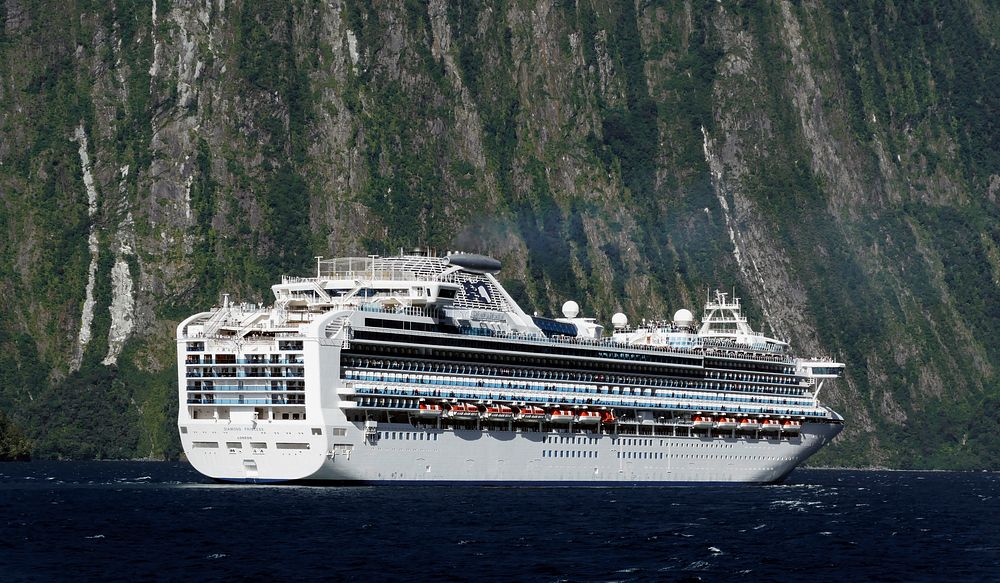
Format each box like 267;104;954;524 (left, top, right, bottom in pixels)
1;463;997;582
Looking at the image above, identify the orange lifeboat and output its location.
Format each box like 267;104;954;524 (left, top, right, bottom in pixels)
601;411;617;424
417;403;443;418
548;409;575;424
716;417;738;430
447;402;480;420
516;405;545;422
576;411;601;424
692;416;715;429
760;419;781;432
738;418;759;430
484;404;513;420
782;420;802;433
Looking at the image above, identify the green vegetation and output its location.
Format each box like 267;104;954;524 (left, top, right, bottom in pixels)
0;0;996;468
0;410;31;461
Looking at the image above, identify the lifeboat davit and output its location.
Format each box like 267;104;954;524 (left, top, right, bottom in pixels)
760;419;781;432
692;416;715;429
548;410;575;424
516;405;545;421
782;420;802;433
417;403;443;418
484;404;513;420
716;417;738;430
738;418;759;430
447;402;480;420
576;411;601;424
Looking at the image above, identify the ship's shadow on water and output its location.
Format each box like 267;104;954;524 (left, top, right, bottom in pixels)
1;462;998;582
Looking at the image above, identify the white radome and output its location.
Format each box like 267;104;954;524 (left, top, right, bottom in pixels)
673;308;694;325
562;300;580;319
612;312;628;329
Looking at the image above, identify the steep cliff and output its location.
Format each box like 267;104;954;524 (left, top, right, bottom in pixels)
0;0;997;466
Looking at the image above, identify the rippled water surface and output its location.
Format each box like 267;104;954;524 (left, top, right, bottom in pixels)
1;462;997;581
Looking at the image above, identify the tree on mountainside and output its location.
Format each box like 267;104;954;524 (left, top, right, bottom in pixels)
0;410;31;461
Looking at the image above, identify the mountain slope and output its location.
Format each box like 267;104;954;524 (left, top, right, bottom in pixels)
0;0;997;467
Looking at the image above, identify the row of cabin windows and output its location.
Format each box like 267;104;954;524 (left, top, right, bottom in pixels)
614;452;795;461
543;450;597;458
344;371;813;409
351;329;704;368
342;356;808;397
349;342;791;384
378;432;439;441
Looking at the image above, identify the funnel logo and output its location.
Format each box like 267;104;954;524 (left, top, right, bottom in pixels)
462;280;493;304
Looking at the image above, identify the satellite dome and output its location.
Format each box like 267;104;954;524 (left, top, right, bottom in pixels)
673;308;694;325
612;312;629;329
561;300;580;319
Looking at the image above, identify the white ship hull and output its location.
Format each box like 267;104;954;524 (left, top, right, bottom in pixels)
181;420;842;484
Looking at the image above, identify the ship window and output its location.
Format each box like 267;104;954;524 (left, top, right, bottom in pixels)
276;442;310;450
193;441;218;448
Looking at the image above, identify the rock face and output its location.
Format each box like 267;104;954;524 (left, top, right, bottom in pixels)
0;0;997;467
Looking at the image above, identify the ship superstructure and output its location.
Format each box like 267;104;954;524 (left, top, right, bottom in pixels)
177;252;844;483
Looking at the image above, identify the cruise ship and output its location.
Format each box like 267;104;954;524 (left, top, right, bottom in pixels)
177;251;844;484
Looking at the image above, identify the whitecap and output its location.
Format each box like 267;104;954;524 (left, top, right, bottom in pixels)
206;553;227;560
684;560;710;571
708;546;722;554
85;535;105;539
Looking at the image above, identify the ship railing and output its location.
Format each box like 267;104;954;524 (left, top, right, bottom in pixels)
344;366;803;400
187;398;305;405
356;304;443;318
343;383;828;418
341;369;811;402
344;385;823;416
454;326;707;357
193;371;304;379
186;385;304;392
234;371;304;378
232;358;304;365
